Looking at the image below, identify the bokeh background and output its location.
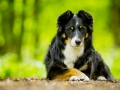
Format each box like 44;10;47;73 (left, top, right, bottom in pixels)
0;0;120;79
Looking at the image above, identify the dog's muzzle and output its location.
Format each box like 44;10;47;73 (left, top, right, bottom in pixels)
71;36;82;47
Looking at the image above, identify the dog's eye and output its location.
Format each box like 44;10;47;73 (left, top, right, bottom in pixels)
70;26;74;31
70;26;74;30
79;25;83;29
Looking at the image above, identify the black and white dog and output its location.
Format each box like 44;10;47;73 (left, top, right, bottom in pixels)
44;10;113;81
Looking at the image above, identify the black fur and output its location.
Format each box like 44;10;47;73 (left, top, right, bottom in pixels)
44;10;113;80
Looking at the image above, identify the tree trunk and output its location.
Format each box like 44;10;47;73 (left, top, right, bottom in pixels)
110;0;120;47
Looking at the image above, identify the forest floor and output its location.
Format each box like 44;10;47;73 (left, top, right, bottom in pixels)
0;78;120;90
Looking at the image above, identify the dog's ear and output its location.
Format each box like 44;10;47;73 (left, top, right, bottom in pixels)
77;10;93;32
57;10;74;27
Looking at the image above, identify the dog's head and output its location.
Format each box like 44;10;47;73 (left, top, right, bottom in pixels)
57;10;93;47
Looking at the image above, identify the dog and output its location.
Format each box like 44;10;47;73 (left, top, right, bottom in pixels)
44;10;113;81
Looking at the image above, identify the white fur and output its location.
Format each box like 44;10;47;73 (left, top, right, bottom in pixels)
76;21;79;26
69;75;90;81
69;76;80;81
74;15;79;26
97;76;106;81
63;41;84;68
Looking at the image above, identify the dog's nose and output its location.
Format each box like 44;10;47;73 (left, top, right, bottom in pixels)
75;40;81;45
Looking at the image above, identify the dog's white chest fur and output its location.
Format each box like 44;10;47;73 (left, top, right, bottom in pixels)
62;43;84;68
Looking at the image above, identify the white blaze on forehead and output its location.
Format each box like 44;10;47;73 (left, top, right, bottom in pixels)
73;15;79;26
76;21;79;26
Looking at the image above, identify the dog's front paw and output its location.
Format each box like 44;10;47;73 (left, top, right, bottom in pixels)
69;75;90;81
69;76;80;81
97;76;106;81
79;74;90;81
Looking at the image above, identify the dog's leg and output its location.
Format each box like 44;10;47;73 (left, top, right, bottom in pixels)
92;52;113;81
54;68;89;81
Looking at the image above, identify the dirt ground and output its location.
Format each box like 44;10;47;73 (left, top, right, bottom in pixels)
0;78;120;90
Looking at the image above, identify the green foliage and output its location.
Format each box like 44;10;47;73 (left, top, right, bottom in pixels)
0;0;120;79
0;53;46;78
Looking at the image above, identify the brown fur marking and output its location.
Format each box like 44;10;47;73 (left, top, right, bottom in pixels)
53;68;86;81
64;38;71;44
86;33;88;38
62;33;66;38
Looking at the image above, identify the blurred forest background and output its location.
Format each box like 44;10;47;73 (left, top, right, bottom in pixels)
0;0;120;79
